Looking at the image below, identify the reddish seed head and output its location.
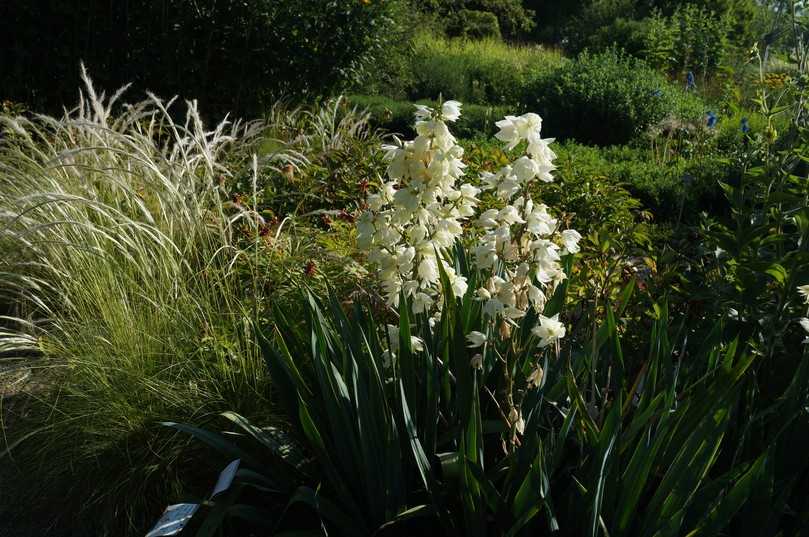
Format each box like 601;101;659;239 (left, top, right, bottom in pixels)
283;164;295;181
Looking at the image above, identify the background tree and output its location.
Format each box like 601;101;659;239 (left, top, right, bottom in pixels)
0;0;409;117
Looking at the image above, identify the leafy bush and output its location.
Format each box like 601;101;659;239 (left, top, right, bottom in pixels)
642;5;733;78
527;49;705;145
568;3;650;56
0;0;409;115
447;9;502;39
419;0;535;39
551;142;730;221
405;33;567;106
650;0;759;49
227;97;388;221
684;84;809;376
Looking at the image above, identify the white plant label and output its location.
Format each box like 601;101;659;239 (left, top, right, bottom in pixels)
211;458;240;498
145;503;199;537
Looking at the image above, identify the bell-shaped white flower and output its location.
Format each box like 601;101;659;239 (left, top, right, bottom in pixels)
480;170;500;191
535;163;557;183
527;136;556;162
460;183;480;200
474;238;498;269
466;331;487;348
474;287;491;301
495;115;522;150
414;104;432;121
532;314;566;348
483;297;505;317
477;208;499;229
412;292;434;314
798;285;809;304
498;205;525;225
526;203;557;236
527;284;546;309
417;257;439;286
561;229;582;255
442;100;462;122
800;317;809;343
512;156;540;182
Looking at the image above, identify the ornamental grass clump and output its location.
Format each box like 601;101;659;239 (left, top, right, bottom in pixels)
0;68;305;534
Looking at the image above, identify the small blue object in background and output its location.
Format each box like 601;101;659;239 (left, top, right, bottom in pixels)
686;71;696;91
651;89;663;97
741;117;750;133
706;111;717;129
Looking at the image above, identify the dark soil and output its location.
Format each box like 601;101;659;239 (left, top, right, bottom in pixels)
1;361;77;537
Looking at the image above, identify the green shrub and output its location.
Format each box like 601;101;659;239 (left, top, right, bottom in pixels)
0;0;410;115
558;0;644;54
552;142;730;221
529;0;760;63
642;5;733;78
229;97;389;221
527;49;705;145
447;9;501;39
419;0;535;39
406;33;567;106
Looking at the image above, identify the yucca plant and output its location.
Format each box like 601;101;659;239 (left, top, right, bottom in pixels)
173;272;809;536
168;100;809;536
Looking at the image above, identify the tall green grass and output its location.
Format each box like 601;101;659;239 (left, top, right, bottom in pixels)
0;69;311;534
408;33;566;106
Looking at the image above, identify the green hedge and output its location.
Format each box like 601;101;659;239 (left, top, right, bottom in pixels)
527;50;705;146
555;142;730;220
387;37;705;147
0;0;409;116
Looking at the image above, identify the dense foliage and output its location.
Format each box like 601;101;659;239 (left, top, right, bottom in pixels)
420;0;536;39
528;0;762;56
3;2;809;537
529;50;705;145
0;0;407;115
168;103;809;537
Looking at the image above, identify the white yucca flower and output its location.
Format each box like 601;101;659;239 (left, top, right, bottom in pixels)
798;284;809;305
532;314;567;348
800;318;809;344
360;102;580;352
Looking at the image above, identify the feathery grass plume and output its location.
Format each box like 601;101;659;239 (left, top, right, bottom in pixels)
0;66;307;535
